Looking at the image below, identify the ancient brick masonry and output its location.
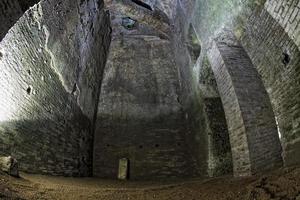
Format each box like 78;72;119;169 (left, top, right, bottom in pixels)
0;0;111;176
93;0;201;180
241;5;300;167
265;0;300;47
208;30;283;176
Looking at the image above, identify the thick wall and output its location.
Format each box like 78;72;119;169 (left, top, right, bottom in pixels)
190;0;300;172
171;0;210;177
241;4;300;166
93;1;201;179
208;31;283;176
0;0;111;176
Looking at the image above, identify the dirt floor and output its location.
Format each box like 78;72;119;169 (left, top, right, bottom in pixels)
0;167;300;200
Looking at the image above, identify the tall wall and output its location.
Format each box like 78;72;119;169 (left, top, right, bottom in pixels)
191;0;300;172
199;57;233;177
208;30;283;176
265;0;300;48
0;0;111;176
17;0;40;12
240;3;300;166
93;0;201;180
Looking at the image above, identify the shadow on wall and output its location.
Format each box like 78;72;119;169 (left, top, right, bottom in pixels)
0;117;93;176
0;0;111;176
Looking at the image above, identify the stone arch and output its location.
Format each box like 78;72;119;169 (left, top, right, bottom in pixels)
207;30;283;176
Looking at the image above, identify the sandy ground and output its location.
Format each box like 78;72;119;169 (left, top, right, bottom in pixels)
0;167;300;200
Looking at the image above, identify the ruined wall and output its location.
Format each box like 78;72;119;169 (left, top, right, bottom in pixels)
264;0;300;48
241;4;300;166
198;57;233;177
0;0;111;176
204;98;232;177
171;0;209;177
190;0;300;172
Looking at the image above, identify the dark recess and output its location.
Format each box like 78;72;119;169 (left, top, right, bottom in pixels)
282;52;291;65
26;87;32;95
131;0;152;11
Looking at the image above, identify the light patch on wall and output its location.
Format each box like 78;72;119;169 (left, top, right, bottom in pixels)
275;117;282;139
0;53;19;122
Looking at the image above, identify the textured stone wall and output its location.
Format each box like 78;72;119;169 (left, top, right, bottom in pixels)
265;0;300;48
204;98;233;177
171;1;210;177
199;56;232;177
208;30;283;176
241;5;300;166
0;0;111;176
94;1;201;179
0;0;23;41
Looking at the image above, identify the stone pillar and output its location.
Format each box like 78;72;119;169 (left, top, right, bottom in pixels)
208;30;283;176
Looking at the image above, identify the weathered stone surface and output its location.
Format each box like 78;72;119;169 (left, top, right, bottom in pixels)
204;98;233;177
0;0;111;176
241;6;300;167
208;30;283;176
0;156;19;177
94;0;205;180
265;0;300;48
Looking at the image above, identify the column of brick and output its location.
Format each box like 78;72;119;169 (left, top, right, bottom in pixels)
208;30;283;176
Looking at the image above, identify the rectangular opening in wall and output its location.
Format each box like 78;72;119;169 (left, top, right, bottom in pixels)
118;158;129;180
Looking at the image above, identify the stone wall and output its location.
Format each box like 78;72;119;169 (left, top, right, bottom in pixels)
241;5;300;166
208;30;283;176
94;1;200;179
204;98;233;177
171;1;210;177
265;0;300;48
0;0;111;176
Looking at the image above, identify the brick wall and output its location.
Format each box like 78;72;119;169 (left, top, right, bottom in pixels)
93;4;200;179
0;0;111;176
265;0;300;48
241;6;300;166
208;30;283;176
